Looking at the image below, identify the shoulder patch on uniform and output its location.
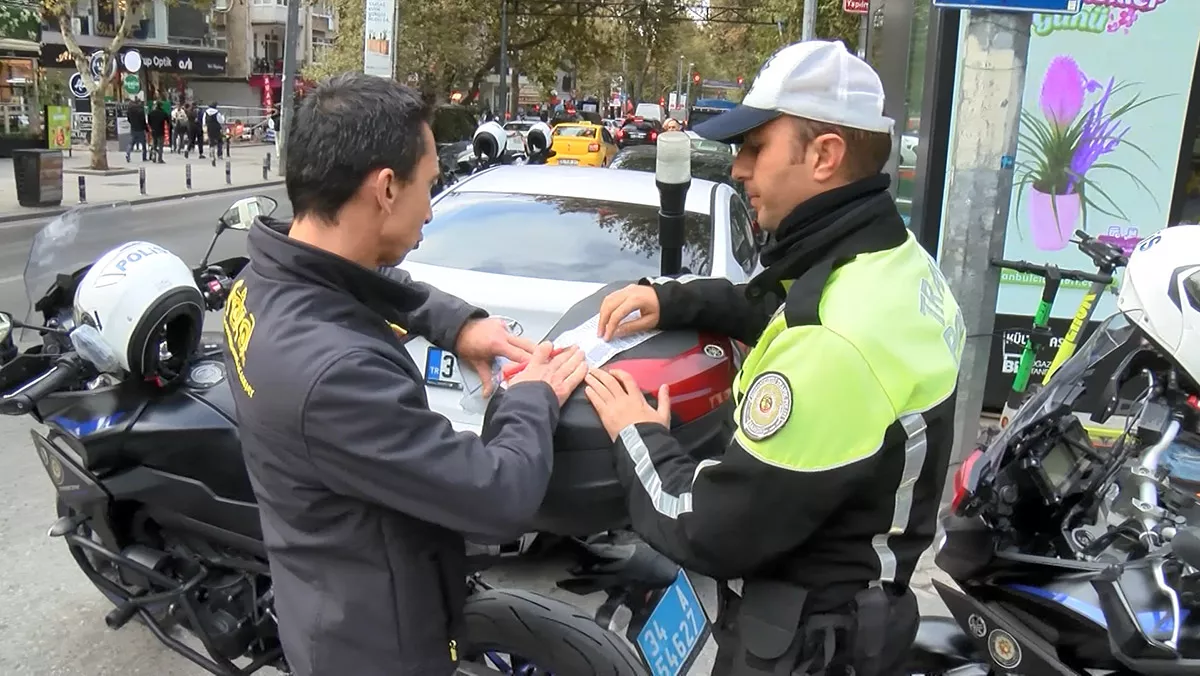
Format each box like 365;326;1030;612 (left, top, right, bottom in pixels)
741;371;792;441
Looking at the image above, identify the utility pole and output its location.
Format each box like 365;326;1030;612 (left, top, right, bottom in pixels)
939;10;1033;460
801;0;817;41
683;61;693;109
277;0;301;176
675;55;683;113
857;14;869;58
498;0;509;116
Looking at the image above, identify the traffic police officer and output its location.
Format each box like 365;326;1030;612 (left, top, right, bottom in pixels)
584;40;966;675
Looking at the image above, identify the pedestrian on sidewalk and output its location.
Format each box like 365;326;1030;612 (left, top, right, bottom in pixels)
148;99;169;164
172;104;189;153
126;101;148;162
187;103;206;159
204;101;226;159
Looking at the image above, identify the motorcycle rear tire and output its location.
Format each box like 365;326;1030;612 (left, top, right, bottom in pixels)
461;588;647;676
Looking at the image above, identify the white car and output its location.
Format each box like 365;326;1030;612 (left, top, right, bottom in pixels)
399;164;762;432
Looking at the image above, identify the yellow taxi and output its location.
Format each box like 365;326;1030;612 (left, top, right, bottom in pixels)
546;123;619;167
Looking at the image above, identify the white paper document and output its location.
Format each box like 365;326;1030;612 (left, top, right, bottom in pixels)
553;311;660;368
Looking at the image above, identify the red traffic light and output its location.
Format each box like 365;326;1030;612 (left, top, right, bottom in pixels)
659;96;665;106
737;76;744;86
692;72;701;84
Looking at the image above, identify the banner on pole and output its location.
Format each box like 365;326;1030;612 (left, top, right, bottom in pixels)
363;0;396;78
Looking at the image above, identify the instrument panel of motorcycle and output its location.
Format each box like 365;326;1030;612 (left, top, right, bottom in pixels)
186;361;226;389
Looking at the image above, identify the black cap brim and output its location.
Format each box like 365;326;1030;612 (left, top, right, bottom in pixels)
691;105;780;144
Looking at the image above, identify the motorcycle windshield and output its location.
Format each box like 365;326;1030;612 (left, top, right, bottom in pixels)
21;202;135;337
981;311;1142;466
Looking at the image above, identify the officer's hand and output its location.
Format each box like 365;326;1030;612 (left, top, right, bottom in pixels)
584;368;670;441
597;285;660;341
509;342;587;406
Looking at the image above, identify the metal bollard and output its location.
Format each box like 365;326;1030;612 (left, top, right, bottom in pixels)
77;176;86;204
139;167;146;195
185;164;192;190
225;160;232;185
262;155;269;181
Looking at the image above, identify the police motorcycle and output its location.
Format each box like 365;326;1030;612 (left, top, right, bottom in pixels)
0;199;645;676
937;225;1200;675
437;120;555;192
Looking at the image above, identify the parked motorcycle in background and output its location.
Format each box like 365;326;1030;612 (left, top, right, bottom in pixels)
435;120;556;194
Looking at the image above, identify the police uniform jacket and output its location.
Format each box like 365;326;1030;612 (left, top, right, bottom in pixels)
613;174;965;614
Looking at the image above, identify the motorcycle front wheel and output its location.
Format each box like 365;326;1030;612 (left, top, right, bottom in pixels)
460;589;647;676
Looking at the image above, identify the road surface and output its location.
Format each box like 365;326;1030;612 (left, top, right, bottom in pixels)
0;188;952;675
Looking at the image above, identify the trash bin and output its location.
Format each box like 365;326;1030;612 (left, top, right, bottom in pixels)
13;149;64;208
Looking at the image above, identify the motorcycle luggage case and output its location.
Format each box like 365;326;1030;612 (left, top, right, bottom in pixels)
484;283;738;536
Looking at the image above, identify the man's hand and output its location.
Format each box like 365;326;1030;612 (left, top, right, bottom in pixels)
509;343;588;406
584;368;670;441
456;317;536;396
597;285;661;341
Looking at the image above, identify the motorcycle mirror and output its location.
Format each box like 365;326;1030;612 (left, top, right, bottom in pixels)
1091;345;1155;424
221;195;277;232
0;312;11;344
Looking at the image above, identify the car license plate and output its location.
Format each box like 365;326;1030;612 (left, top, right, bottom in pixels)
424;346;462;390
635;570;710;676
559;158;579;165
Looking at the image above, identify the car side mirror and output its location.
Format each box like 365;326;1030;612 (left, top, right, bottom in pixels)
221;195;278;232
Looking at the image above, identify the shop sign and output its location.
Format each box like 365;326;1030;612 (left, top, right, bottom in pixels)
843;0;869;13
46;106;71;150
69;72;89;99
933;0;1081;12
41;44;226;76
123;73;141;95
976;0;1200;405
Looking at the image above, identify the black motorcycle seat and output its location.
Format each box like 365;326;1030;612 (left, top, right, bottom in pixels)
906;616;982;672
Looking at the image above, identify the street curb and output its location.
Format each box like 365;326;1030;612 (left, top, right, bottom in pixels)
0;180;286;225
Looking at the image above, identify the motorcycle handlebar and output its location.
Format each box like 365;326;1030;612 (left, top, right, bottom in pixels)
0;356;80;415
1073;230;1129;272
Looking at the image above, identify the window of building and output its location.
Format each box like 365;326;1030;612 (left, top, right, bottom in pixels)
0;58;34;134
312;35;332;64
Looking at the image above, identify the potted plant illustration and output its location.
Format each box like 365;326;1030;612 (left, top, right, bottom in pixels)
1014;56;1167;251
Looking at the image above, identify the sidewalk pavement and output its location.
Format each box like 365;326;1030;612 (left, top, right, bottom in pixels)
1;141;284;223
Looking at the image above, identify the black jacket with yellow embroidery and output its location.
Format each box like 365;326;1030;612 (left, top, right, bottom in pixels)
223;218;561;676
612;176;965;612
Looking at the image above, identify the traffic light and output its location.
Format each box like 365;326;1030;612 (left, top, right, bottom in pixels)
692;72;701;85
659;96;665;107
737;75;744;87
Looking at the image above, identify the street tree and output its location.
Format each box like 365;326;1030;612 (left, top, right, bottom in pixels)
43;0;208;170
304;0;366;80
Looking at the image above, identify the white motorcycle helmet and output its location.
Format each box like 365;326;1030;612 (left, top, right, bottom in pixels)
1117;224;1200;384
473;121;507;160
74;241;205;383
526;122;553;155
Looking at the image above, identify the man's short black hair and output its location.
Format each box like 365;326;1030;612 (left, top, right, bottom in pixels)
286;73;432;223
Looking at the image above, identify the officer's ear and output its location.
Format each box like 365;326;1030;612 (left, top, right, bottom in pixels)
807;132;847;183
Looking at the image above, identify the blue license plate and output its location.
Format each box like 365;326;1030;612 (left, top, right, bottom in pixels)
424;346;461;390
636;570;710;676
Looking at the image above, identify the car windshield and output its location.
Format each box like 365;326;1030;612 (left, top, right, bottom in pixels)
20;202;137;334
410;192;712;283
554;126;596;138
622;121;656;132
981;312;1142;465
611;148;737;189
692;139;732;154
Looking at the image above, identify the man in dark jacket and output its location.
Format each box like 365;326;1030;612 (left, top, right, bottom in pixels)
222;72;588;676
146;100;169;164
585;41;965;675
125;101;147;162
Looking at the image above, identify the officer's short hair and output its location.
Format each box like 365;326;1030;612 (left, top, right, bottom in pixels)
791;117;891;183
287;72;432;223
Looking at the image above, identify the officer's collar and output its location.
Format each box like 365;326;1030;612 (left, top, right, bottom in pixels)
747;175;908;299
247;217;429;319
